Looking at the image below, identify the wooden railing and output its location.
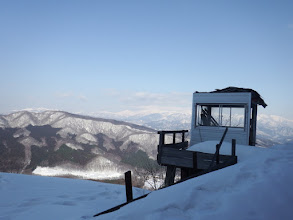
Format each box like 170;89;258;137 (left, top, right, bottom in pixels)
157;128;237;186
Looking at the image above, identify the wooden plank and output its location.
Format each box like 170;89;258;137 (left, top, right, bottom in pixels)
161;156;193;168
160;148;236;169
93;193;149;217
160;147;194;168
162;142;188;149
161;147;193;158
196;152;214;160
197;152;235;169
158;130;188;134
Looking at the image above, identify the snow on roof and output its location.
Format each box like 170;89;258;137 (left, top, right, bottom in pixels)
195;86;267;108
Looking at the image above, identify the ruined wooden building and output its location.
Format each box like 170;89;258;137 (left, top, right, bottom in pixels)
190;87;267;146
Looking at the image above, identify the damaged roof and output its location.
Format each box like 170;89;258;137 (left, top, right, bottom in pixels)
195;87;267;108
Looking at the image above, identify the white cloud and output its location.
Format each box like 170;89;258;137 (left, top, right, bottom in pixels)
100;89;192;113
55;92;73;98
78;95;88;102
55;92;88;102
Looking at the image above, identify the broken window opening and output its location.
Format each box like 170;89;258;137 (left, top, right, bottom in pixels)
196;104;246;128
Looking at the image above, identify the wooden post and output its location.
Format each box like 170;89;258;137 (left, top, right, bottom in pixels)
181;168;188;180
157;131;165;165
232;139;236;156
165;165;176;187
182;131;185;142
125;171;133;203
251;105;257;146
159;131;165;145
216;144;220;164
173;132;176;144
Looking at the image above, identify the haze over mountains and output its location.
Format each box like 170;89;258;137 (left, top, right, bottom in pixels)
0;110;292;183
0;111;166;184
94;110;293;146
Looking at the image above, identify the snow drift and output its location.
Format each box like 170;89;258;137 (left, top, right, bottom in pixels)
0;141;293;220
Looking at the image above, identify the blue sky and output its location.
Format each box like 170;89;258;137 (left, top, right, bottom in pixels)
0;0;293;119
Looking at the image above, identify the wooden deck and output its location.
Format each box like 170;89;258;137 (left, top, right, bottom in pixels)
157;128;237;186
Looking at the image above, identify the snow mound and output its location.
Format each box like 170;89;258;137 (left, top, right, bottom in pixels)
99;142;293;220
0;173;147;220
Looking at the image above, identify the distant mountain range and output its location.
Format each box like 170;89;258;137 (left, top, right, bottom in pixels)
0;110;292;182
93;110;293;146
0;111;166;184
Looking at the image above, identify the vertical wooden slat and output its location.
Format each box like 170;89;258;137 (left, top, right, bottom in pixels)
216;144;220;164
125;171;133;203
173;132;176;144
182;131;185;142
181;167;188;180
157;131;164;164
232;139;236;156
158;131;165;145
251;105;257;146
193;152;197;170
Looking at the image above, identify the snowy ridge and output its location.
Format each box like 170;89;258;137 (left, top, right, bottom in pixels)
0;142;292;219
0;111;161;180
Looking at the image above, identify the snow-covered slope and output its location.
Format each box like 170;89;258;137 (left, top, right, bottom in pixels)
0;173;147;220
1;142;292;220
98;142;293;220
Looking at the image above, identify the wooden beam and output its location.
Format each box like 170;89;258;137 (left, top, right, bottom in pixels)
160;147;235;170
158;130;188;134
93;193;149;217
161;141;188;149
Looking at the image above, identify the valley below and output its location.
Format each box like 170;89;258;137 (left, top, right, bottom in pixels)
0;110;292;189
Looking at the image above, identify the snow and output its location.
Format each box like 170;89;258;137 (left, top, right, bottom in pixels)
0;173;147;220
32;166;122;180
33;156;124;180
98;142;293;220
187;140;265;161
1;142;293;220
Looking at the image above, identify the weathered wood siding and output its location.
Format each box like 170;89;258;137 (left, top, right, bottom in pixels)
190;92;251;146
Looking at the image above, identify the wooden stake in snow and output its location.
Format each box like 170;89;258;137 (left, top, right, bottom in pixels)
125;171;133;203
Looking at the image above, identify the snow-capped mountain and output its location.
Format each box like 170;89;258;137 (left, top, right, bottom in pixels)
93;110;293;146
0;111;169;183
1;110;292;182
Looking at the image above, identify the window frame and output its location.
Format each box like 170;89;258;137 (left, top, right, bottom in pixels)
195;103;247;129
